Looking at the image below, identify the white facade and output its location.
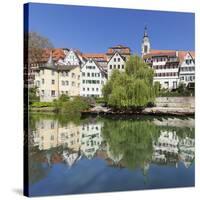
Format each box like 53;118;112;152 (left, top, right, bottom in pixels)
107;52;126;78
80;59;107;97
179;52;195;86
152;55;180;90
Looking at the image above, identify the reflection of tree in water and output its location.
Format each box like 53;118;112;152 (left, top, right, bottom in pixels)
102;119;160;171
102;119;195;172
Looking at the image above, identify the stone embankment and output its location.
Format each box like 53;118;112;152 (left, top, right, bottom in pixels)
86;97;195;116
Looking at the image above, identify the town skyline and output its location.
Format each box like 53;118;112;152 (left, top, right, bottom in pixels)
27;3;195;54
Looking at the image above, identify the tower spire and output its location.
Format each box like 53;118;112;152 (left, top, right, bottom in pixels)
144;25;148;37
141;26;151;57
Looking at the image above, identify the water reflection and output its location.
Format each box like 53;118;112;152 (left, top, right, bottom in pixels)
28;114;195;195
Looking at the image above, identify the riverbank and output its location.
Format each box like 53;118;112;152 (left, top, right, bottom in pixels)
30;97;195;116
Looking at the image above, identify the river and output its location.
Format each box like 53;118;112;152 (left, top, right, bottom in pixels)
26;113;195;197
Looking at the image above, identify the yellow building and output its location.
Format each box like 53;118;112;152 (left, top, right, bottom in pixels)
35;64;80;102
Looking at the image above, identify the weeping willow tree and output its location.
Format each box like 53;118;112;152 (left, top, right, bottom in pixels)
103;55;157;110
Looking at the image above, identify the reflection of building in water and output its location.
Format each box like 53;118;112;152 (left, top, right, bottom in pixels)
58;123;82;151
179;137;195;168
33;119;60;150
80;122;103;159
62;150;81;167
152;130;179;165
152;130;195;167
32;119;82;151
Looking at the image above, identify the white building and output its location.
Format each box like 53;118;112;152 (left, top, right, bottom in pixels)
80;59;107;97
179;51;195;88
107;52;126;78
142;27;195;90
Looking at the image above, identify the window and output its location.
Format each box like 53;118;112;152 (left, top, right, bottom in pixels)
52;80;55;84
110;65;112;69
83;88;85;91
42;79;45;84
114;58;116;62
41;90;44;96
164;82;169;89
118;65;120;69
36;81;40;87
51;122;54;129
50;135;54;140
82;72;85;77
122;65;124;69
51;71;55;76
72;82;75;86
87;88;89;91
118;58;120;62
62;81;65;86
114;65;116;69
51;90;55;97
144;45;148;53
96;88;99;91
92;73;94;77
87;73;90;77
82;80;85;84
65;81;69;85
92;88;94;91
72;73;75;78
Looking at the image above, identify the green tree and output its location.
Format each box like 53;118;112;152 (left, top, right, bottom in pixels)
103;55;155;109
28;87;39;104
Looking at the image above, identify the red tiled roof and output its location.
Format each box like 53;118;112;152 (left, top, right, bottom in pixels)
83;53;107;61
107;45;131;55
42;48;66;61
143;49;176;58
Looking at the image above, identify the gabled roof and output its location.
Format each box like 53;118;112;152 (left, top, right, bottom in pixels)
82;58;107;75
107;51;126;63
178;51;195;64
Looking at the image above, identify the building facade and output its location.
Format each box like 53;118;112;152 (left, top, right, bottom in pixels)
34;52;81;102
107;52;126;78
80;59;107;97
179;51;195;87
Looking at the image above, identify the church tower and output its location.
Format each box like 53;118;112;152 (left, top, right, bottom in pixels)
141;26;151;57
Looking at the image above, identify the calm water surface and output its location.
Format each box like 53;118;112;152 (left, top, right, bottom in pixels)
27;114;195;196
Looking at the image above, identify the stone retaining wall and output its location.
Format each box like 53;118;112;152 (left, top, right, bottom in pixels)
155;97;195;109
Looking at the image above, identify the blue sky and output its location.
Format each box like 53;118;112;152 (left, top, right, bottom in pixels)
26;3;195;55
